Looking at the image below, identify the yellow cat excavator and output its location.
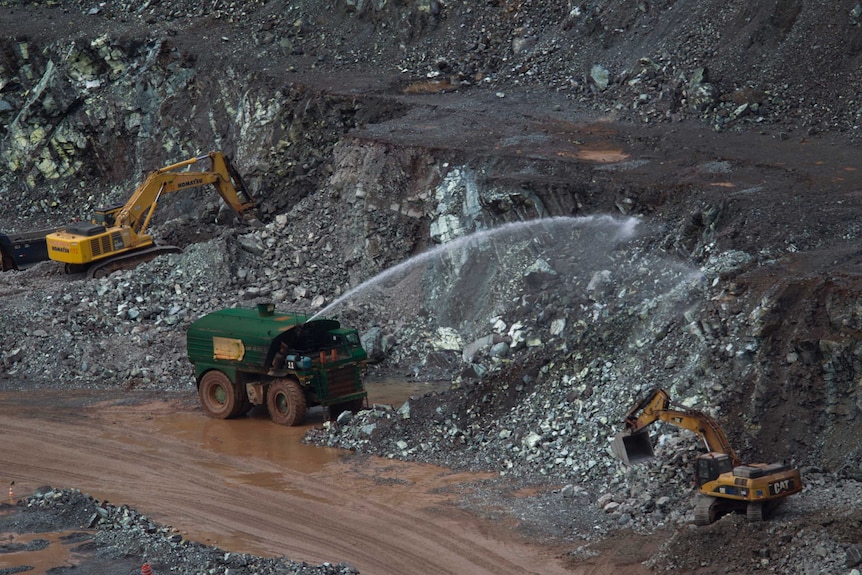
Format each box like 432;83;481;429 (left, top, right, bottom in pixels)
46;151;257;278
611;388;802;525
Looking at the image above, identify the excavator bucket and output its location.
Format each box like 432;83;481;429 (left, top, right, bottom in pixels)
611;430;655;465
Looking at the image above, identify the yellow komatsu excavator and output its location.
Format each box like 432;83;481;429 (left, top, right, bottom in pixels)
46;151;257;278
611;388;802;525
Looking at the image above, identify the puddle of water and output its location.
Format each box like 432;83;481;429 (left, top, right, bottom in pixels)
576;147;629;162
156;408;344;473
151;378;448;475
0;530;87;575
1;379;489;566
136;379;469;557
197;459;335;505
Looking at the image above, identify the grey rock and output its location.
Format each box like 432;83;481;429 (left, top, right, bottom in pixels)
489;341;510;358
237;233;266;256
590;65;610;91
397;401;411;419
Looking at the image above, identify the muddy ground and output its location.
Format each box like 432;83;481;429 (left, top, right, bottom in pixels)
2;1;862;574
0;386;648;575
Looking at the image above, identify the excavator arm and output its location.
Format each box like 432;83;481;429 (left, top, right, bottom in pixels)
113;151;257;234
613;388;741;466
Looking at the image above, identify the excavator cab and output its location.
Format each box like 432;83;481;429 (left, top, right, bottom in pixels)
694;452;733;487
94;202;125;227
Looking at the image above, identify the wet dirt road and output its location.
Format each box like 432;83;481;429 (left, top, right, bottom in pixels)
0;381;625;575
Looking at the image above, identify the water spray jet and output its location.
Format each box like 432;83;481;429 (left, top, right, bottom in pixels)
311;215;641;321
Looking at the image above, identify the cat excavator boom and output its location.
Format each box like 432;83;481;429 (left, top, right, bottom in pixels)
611;388;802;525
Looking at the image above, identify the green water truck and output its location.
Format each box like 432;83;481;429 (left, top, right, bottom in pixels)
187;303;368;425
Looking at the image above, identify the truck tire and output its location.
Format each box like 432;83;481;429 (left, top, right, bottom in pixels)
267;378;307;426
199;370;244;419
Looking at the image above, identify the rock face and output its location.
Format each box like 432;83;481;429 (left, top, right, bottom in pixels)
1;1;862;574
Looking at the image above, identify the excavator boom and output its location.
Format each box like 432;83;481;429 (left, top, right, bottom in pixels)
114;152;256;232
612;387;740;466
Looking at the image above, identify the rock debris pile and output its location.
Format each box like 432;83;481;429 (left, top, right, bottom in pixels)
645;473;862;574
7;487;359;575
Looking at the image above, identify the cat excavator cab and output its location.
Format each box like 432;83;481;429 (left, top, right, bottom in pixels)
45;151;257;278
611;388;802;525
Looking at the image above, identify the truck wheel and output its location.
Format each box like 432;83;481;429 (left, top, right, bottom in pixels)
199;371;242;419
267;378;307;426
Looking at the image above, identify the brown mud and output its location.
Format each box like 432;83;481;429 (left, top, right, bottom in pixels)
0;383;646;575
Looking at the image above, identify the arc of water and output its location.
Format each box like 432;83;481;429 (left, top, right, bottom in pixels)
310;215;640;320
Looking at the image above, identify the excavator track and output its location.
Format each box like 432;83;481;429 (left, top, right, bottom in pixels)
694;494;719;526
86;245;182;279
746;501;764;522
695;494;757;525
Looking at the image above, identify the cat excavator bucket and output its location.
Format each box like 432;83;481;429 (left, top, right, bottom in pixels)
611;429;655;466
